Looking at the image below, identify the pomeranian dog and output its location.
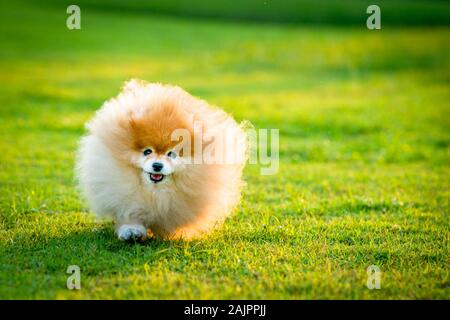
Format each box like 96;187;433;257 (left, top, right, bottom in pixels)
76;80;248;241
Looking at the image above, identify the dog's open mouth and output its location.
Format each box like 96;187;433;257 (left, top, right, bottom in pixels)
149;173;164;183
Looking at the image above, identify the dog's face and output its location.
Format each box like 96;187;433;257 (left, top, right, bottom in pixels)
138;146;180;184
121;103;194;186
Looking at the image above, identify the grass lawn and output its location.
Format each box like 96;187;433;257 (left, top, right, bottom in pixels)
0;1;449;299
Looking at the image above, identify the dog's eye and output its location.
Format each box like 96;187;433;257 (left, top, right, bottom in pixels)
143;149;152;156
167;151;176;158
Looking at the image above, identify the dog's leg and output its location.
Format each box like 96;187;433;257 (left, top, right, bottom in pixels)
116;223;147;242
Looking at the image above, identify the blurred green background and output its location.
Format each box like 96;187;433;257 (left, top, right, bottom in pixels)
0;0;449;299
41;0;450;25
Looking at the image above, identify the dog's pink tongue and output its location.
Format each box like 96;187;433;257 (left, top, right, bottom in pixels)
152;174;162;180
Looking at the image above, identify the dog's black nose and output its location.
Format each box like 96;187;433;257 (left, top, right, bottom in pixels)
152;162;164;172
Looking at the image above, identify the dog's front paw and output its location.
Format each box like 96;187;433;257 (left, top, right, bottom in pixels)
117;224;147;242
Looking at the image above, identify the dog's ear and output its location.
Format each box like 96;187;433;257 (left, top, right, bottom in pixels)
122;79;147;92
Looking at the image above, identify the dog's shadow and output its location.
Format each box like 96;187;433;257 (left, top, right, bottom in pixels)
1;225;197;277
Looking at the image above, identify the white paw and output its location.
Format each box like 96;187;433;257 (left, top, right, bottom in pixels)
117;224;147;241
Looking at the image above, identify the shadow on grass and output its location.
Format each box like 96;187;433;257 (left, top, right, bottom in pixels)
1;226;193;277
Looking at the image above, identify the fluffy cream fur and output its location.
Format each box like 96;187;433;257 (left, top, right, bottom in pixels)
76;80;247;240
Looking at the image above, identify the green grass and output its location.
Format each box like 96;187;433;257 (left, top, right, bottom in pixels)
0;0;449;299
